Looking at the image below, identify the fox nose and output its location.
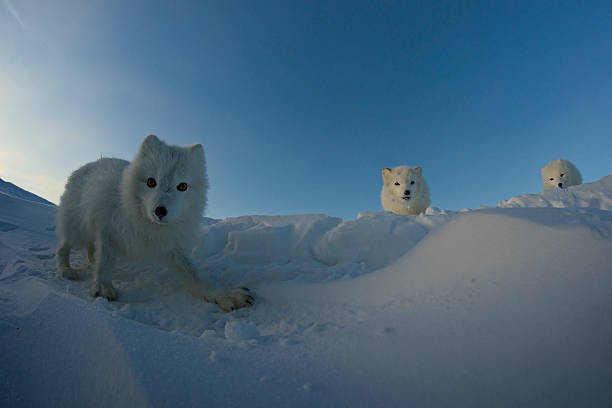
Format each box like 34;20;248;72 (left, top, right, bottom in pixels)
558;183;563;188
154;206;167;218
404;190;411;195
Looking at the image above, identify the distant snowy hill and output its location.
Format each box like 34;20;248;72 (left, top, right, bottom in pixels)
1;176;612;407
0;177;56;206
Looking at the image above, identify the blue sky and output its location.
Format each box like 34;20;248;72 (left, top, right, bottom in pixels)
2;1;612;220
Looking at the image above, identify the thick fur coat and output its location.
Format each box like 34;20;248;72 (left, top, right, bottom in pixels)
56;135;253;311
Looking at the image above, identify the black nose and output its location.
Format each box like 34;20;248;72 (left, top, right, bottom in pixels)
558;183;563;188
404;190;411;195
155;206;167;218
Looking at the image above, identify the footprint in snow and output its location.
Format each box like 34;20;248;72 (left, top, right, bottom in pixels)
0;221;18;232
36;254;55;260
28;246;50;252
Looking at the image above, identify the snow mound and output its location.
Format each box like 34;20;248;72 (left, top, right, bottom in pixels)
194;210;456;286
311;208;453;267
2;174;612;406
499;173;612;210
257;207;612;406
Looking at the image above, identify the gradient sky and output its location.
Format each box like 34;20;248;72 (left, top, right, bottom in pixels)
2;0;612;220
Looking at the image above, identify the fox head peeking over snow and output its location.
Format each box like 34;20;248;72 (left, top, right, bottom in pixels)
121;134;209;226
381;165;430;215
541;158;582;190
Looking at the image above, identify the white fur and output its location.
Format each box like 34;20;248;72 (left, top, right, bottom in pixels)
541;158;582;190
381;165;431;215
55;135;253;312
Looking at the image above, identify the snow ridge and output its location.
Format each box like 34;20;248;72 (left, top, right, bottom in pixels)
498;174;612;210
0;178;56;206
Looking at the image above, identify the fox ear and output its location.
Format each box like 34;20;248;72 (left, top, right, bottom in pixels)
414;166;422;176
190;143;205;160
382;168;392;180
137;134;163;158
142;134;161;148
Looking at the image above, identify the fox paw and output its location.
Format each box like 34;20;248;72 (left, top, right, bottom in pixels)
214;287;254;312
90;281;118;301
58;267;79;280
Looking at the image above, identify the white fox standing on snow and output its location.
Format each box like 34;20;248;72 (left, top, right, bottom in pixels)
381;165;430;215
541;158;582;190
55;134;253;312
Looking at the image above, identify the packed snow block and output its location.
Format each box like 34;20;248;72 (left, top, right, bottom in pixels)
499;174;612;210
312;210;454;267
195;217;255;259
197;214;342;264
197;211;455;272
226;224;293;264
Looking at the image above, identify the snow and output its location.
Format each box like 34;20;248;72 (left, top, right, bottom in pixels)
0;177;56;206
224;320;261;341
195;209;454;286
498;174;612;210
1;177;612;406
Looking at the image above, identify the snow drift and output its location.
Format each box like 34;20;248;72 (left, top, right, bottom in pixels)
499;173;612;210
1;174;612;407
195;207;455;286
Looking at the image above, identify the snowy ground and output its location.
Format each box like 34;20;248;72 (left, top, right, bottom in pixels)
1;176;612;407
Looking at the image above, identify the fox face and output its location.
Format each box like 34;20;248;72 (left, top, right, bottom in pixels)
123;135;208;225
541;159;582;190
381;165;430;215
382;166;424;201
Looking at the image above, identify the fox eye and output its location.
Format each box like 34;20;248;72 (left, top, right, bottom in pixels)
410;181;415;185
394;182;400;186
560;173;564;177
177;182;188;192
549;178;554;181
146;178;157;188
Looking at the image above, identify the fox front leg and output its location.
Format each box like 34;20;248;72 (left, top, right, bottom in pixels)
165;250;254;312
89;236;118;301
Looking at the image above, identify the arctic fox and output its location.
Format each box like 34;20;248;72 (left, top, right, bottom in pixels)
381;166;430;215
541;158;582;190
56;135;253;312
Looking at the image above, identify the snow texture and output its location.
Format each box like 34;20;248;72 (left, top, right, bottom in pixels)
0;177;56;206
1;175;612;407
499;173;612;210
